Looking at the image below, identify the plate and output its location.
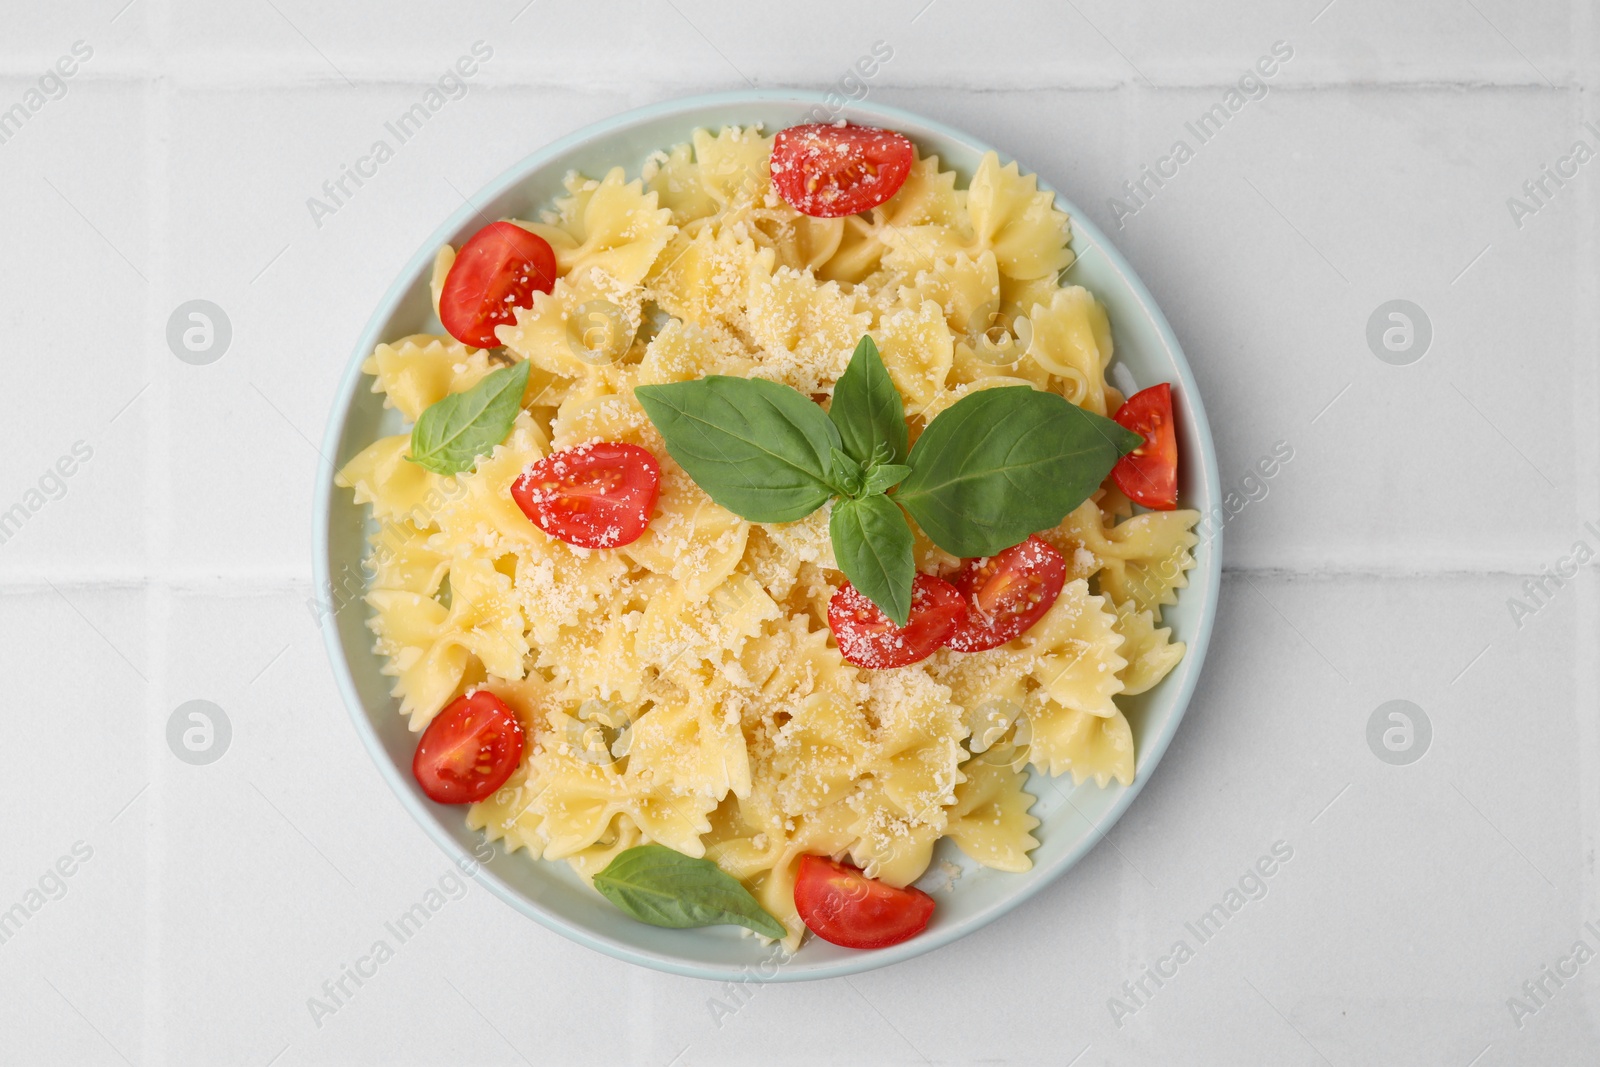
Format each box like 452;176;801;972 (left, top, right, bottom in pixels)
314;89;1221;981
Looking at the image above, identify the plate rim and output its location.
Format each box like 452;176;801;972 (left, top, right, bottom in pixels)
313;87;1222;982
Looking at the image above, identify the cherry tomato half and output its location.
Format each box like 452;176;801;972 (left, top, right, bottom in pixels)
827;573;964;670
793;854;935;949
439;221;558;349
412;690;525;805
1110;383;1179;510
943;535;1067;652
769;123;916;218
511;442;661;549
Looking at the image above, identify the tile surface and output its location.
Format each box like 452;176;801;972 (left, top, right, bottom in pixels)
1;1;1596;1064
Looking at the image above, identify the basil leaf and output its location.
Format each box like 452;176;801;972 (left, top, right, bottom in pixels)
592;844;787;939
830;448;865;498
829;336;908;467
896;386;1142;557
407;360;530;476
829;494;916;626
636;377;842;523
860;462;912;497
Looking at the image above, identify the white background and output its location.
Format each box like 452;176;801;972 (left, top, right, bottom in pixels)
2;1;1596;1064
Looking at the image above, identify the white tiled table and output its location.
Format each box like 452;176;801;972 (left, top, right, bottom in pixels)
2;2;1595;1063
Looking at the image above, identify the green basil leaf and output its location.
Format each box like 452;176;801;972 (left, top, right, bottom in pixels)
829;494;915;626
592;844;787;939
830;447;865;498
860;462;912;497
406;360;530;475
896;386;1142;557
636;377;842;523
829;336;908;467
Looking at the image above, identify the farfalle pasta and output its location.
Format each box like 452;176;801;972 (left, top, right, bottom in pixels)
337;124;1200;949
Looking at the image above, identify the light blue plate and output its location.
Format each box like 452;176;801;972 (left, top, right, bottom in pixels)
314;90;1221;982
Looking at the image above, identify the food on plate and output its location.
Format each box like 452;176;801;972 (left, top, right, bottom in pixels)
335;120;1201;951
592;844;788;939
769;123;916;218
1110;383;1179;511
412;690;526;804
827;573;965;670
793;854;935;949
439;221;557;348
511;442;661;549
943;536;1068;653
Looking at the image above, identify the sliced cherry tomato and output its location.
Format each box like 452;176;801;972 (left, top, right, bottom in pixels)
412;690;525;805
827;573;963;670
439;220;558;349
511;442;660;549
793;854;935;949
770;123;916;218
943;535;1067;652
1110;383;1179;510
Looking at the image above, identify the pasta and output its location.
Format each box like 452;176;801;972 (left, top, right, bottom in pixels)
339;125;1201;949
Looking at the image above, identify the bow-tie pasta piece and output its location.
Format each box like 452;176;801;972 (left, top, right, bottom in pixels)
633;318;755;387
1016;579;1127;718
365;587;471;730
900;250;999;338
872;297;955;418
688;125;775;215
636;572;778;678
846;784;949;889
621;472;748;600
335;434;451;525
467;762;547;855
365;520;449;597
1025;700;1135;787
644;141;719;226
1025;286;1115;416
965;151;1075;280
771;691;871;815
365;552;529;731
362;334;495;421
646;227;761;333
498;269;645;380
945;750;1041;873
429;245;455;320
428;411;550;558
1095;509;1202;621
741;247;873;395
524;168;677;288
1114;601;1187;696
625;686;753;802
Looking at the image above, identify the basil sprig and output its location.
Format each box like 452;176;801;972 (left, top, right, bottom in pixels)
593;844;787;939
407;360;530;475
638;337;924;624
636;335;1141;627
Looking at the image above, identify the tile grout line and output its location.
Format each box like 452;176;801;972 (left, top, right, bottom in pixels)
0;64;1590;92
0;564;1589;594
142;14;171;1058
1565;8;1600;976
